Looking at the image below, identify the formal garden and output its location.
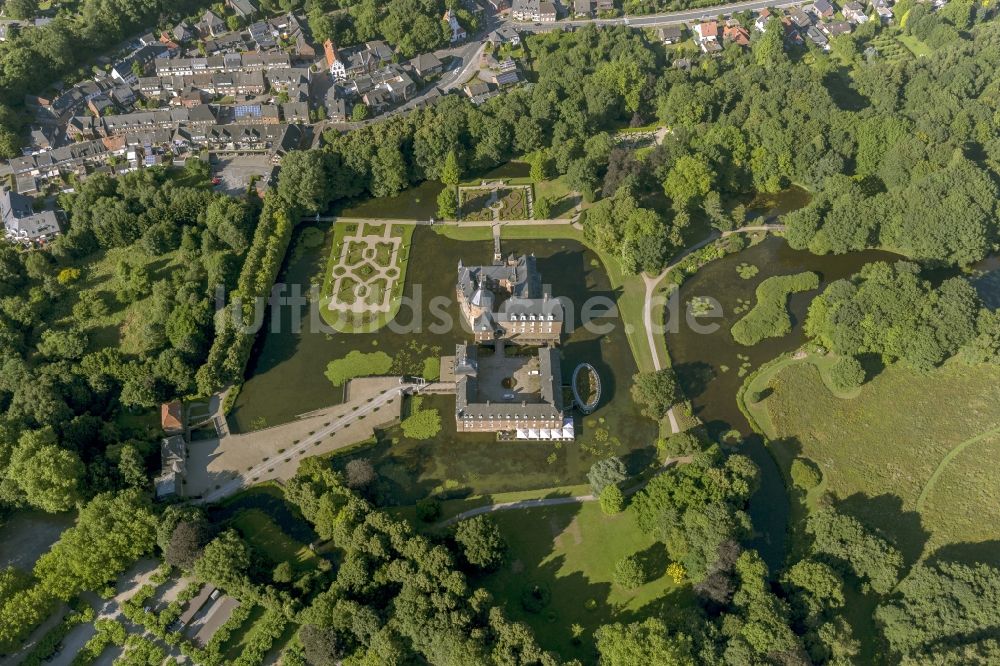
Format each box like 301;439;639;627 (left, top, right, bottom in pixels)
318;222;413;332
457;184;533;221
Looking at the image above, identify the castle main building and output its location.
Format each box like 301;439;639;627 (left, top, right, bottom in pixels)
457;254;564;344
451;254;573;438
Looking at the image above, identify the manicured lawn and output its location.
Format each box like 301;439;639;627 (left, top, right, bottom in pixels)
752;358;1000;564
230;508;317;570
476;502;693;662
534;176;578;219
431;224;494;241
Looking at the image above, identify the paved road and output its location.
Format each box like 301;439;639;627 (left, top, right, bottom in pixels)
510;0;806;32
196;382;420;504
641;224;785;434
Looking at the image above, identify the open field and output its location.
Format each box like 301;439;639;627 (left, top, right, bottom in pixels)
476;502;692;662
750;358;1000;564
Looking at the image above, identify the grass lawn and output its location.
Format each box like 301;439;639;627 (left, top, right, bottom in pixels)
220;605;265;662
230;508;317;570
897;33;933;58
477;502;693;662
317;222;414;333
50;246;185;355
431;225;494;241
533;177;577;219
749;357;1000;565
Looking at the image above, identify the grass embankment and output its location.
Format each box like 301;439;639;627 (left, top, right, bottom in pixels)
730;272;819;346
477;502;692;662
318;222;414;333
742;355;1000;564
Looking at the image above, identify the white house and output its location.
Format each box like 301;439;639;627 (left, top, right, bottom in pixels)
444;9;467;43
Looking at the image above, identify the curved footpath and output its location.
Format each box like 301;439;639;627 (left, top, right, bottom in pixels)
641;225;785;434
916;423;1000;512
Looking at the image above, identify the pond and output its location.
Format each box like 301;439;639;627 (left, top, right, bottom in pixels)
329;162;532;221
665;236;899;568
230;222;657;500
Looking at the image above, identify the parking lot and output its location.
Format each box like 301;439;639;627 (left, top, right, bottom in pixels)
211;155;275;197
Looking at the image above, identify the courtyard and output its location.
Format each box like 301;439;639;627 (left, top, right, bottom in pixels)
475;346;543;403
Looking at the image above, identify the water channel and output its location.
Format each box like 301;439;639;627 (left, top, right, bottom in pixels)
665;236;900;567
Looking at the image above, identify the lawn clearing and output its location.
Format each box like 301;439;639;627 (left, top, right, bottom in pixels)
230;508;316;569
477;502;692;662
753;358;1000;564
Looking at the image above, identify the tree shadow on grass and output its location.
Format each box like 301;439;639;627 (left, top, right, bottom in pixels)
836;492;929;571
926;540;1000;568
633;542;669;582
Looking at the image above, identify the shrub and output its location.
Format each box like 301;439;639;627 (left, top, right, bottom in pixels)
731;272;820;346
415;498;441;522
658;431;707;457
599;485;625;515
323;350;393;386
790;458;822;490
520;583;551;613
587;457;627;495
631;369;680;420
828;356;865;391
400;407;441;440
613;555;647;589
454;515;506;571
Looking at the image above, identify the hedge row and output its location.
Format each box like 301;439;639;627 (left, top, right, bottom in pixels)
196;196;299;395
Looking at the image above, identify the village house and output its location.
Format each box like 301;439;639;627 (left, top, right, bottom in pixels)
281;102;311;123
444;9;467;43
694;21;722;53
511;0;557;21
872;0;894;23
787;7;813;29
1;189;61;245
755;8;772;31
575;0;593;17
227;0;260;20
842;1;869;22
409;51;444;78
596;0;615;13
821;20;853;37
197;10;226;37
465;80;499;105
724;24;752;47
808;0;836;20
487;25;521;48
172;21;194;42
658;25;683;44
325;88;347;122
325;39;394;81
